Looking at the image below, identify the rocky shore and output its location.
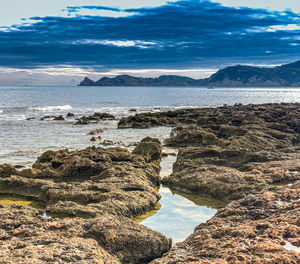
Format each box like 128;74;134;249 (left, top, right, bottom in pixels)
119;103;300;202
119;103;300;262
0;144;171;263
1;102;299;263
0;203;170;263
152;181;300;263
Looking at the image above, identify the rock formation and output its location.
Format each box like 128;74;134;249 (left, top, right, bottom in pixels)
0;146;171;263
132;137;163;162
2;102;300;263
75;112;115;125
0;203;171;264
119;102;300;262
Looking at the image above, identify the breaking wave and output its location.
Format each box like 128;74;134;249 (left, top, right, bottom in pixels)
27;105;72;112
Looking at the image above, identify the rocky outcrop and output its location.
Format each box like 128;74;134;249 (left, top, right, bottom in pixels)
118;103;300;130
80;77;96;86
153;103;300;262
3;102;300;263
66;112;75;118
0;146;172;262
163;122;300;201
0;203;171;264
53;115;65;121
118;103;300;201
132;137;163;162
152;182;300;263
0;147;162;218
161;105;300;200
75;112;115;125
165;125;224;147
88;128;104;135
90;135;102;142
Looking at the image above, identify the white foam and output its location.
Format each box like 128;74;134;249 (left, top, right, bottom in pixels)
27;105;72;112
0;110;3;114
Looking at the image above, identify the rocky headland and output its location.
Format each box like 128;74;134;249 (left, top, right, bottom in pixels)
79;60;300;87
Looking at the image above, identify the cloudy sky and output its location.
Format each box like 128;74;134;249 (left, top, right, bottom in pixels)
0;0;300;85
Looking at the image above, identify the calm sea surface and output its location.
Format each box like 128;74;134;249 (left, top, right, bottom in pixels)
0;85;299;243
1;85;300;164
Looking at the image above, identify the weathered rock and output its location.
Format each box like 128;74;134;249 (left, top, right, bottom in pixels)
40;115;56;121
90;136;102;142
165;125;224;147
66;112;75;118
102;139;115;146
163;164;269;202
53;115;65;121
0;147;161;218
0;145;172;262
0;203;171;264
26;116;36;120
157;103;300;202
163;145;300;203
88;128;104;135
152;182;300;263
153;103;300;263
76;112;116;125
118;103;300;132
0;164;20;178
133;137;163;162
75;117;91;125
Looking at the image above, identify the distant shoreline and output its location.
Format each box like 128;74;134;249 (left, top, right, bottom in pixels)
79;60;300;87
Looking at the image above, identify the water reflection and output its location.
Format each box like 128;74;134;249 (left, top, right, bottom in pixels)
135;151;226;243
136;185;223;243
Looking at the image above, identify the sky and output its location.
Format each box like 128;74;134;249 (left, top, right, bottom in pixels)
0;0;300;86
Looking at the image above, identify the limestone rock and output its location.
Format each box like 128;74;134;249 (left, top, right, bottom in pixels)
0;147;161;218
133;137;163;162
0;203;171;264
88;128;104;135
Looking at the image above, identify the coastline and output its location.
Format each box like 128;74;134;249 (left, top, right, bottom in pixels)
0;102;299;263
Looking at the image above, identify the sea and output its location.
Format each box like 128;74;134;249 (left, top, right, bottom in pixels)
1;85;300;243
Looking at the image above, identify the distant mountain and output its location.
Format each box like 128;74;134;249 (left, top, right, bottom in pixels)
80;75;205;86
79;60;300;87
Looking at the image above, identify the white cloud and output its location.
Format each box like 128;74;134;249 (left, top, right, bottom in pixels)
268;24;300;31
0;0;178;27
212;0;300;13
71;39;157;48
247;24;300;33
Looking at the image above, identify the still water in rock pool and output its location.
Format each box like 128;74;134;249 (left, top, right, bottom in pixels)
0;194;44;209
134;153;226;243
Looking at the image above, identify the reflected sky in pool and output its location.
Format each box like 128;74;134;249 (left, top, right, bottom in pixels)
139;185;219;243
136;152;225;244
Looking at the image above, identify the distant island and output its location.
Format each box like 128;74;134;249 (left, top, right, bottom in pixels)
79;60;300;87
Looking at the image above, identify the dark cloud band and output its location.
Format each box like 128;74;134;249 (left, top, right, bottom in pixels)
0;0;299;70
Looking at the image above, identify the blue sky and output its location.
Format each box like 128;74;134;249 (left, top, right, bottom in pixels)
0;0;300;85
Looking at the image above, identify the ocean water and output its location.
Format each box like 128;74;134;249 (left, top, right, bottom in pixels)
1;86;300;164
1;85;300;243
